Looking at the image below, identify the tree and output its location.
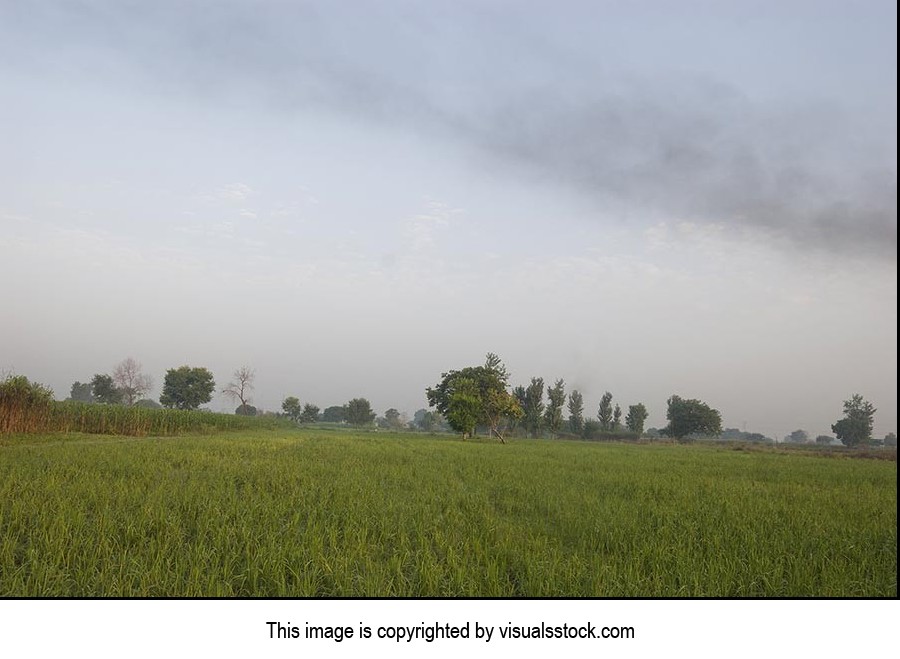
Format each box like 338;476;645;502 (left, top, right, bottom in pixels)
159;366;215;410
662;395;722;441
568;390;584;435
612;404;622;430
281;396;302;422
300;403;320;423
787;429;809;444
223;366;255;409
597;392;614;431
68;381;94;403
322;405;348;423
91;374;123;405
235;404;257;416
413;408;440;432
112;357;153;407
346;398;375;426
885;432;897;448
426;354;521;442
135;398;162;409
625;403;648;436
522;377;545;438
544;379;566;437
831;394;876;448
815;435;834;445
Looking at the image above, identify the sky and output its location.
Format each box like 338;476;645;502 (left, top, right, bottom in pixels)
1;0;896;440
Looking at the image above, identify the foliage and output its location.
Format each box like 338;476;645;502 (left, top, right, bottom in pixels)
662;395;722;441
567;390;584;435
281;396;302;422
786;429;809;444
597;392;614;431
235;404;258;416
322;405;348;423
91;374;123;405
413;408;439;432
346;398;375;426
885;433;897;448
522;377;545;438
0;375;55;433
112;357;153;407
135;398;162;409
68;381;94;403
426;354;521;441
625;403;648;436
159;366;216;411
300;404;320;424
544;379;566;436
832;394;876;447
815;435;834;445
582;419;602;439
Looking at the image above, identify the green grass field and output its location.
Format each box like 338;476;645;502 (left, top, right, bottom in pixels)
0;429;895;596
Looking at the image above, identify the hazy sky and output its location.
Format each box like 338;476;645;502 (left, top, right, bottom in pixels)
1;0;896;440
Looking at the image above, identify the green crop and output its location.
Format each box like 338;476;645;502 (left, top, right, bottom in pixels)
0;430;895;596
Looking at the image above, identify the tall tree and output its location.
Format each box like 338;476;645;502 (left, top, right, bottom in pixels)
612;404;622;431
112;357;153;407
223;366;255;409
831;394;876;447
597;391;614;431
346;398;376;426
523;377;545;438
625;403;648;436
544;379;566;437
662;395;722;441
159;366;215;410
322;405;348;423
91;374;122;405
567;389;584;435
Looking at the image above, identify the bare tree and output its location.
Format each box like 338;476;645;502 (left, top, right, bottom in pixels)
223;366;255;408
112;357;153;406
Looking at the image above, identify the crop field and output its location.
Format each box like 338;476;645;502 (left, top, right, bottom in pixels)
0;429;895;597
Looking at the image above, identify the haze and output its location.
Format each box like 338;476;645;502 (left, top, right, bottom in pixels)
1;0;896;441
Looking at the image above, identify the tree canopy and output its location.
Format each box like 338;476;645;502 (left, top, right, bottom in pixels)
159;366;215;411
831;394;876;447
662;395;722;441
346;398;375;426
426;353;522;442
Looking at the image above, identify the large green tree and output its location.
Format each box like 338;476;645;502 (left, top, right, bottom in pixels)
625;403;648;436
346;398;376;426
159;366;215;410
281;396;302;422
426;354;521;442
662;395;722;441
68;381;94;403
522;377;545;438
831;394;876;447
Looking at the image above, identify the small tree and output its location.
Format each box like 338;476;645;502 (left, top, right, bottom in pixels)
235;404;257;416
612;404;622;430
884;432;897;448
223;366;255;409
831;394;876;447
159;366;215;410
662;395;722;442
625;403;648;436
346;398;376;426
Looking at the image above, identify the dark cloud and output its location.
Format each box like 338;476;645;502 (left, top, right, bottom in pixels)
5;0;895;257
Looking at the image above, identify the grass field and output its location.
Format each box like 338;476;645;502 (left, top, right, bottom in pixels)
0;429;895;597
